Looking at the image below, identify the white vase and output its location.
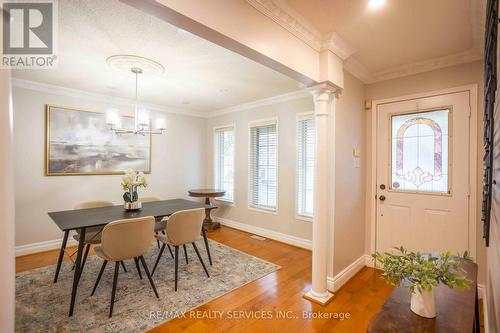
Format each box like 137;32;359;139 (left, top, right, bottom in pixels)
410;288;436;318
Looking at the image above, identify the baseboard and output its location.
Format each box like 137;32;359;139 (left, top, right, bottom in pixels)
327;254;370;292
215;216;312;250
15;237;77;257
478;283;489;333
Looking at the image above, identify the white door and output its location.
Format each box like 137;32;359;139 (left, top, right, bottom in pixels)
375;91;471;254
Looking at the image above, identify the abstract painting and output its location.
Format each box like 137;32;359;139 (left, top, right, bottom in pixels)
45;105;151;176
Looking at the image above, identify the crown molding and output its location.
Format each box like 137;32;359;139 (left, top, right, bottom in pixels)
12;78;209;118
245;0;355;60
209;89;310;118
343;57;376;84
370;48;483;83
246;0;322;50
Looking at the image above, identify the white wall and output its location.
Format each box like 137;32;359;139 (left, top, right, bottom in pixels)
13;86;207;247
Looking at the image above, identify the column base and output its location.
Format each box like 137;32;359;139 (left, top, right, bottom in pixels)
303;290;335;306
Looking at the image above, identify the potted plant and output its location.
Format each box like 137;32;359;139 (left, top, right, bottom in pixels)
372;246;471;318
121;169;148;211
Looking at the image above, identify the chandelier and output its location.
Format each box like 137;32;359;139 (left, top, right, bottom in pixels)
105;55;166;135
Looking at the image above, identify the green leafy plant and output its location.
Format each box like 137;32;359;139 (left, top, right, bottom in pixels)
372;246;471;293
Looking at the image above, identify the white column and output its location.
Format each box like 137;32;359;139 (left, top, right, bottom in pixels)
304;84;337;305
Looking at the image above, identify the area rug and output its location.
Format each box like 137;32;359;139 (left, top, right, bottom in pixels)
16;239;280;332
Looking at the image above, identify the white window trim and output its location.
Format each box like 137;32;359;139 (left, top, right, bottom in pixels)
247;117;279;214
213;123;236;205
295;111;314;222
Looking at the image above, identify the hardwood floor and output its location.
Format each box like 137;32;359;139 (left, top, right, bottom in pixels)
16;226;395;332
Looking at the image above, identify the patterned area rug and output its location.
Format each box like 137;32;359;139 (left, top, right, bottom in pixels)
16;239;280;332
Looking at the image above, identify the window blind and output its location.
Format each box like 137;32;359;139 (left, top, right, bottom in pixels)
214;127;235;202
297;116;315;218
249;121;277;211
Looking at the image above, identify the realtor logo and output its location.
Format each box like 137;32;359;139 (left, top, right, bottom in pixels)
1;0;58;68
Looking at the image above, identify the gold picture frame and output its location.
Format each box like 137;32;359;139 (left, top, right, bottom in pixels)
45;104;152;176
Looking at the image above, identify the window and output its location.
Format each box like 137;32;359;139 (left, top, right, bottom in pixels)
214;126;235;202
249;120;278;211
297;115;315;218
390;109;450;193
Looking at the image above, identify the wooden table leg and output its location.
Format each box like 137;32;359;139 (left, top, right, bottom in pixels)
53;230;69;283
473;287;480;333
203;197;220;231
69;227;85;317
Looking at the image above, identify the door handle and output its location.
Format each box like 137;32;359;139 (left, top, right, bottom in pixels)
379;195;386;201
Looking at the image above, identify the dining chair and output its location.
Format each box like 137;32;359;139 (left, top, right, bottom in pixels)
53;200;115;283
141;196;174;257
151;208;210;291
91;216;159;317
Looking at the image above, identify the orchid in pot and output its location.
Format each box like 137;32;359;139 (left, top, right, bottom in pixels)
121;169;148;210
372;246;471;318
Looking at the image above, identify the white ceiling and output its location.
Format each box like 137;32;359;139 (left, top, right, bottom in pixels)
12;0;300;114
265;0;485;83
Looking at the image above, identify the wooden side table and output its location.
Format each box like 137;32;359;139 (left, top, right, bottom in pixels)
368;260;479;333
188;189;226;231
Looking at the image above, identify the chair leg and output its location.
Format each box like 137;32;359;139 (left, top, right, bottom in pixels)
192;242;210;278
183;244;189;264
155;231;160;249
134;257;142;280
201;227;213;266
120;261;127;272
167;245;174;258
79;244;91;281
174;246;179;291
139;256;159;298
151;244;166;276
54;230;69;283
91;260;108;296
109;261;120;318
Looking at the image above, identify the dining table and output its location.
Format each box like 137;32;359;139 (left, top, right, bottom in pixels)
48;198;213;316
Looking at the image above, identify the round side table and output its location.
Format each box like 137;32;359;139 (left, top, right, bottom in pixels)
188;189;226;231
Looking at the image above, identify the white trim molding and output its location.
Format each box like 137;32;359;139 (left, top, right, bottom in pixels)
215;216;312;250
371;48;482;83
12;78;208;118
209;89;310;118
15;238;77;257
327;255;371;292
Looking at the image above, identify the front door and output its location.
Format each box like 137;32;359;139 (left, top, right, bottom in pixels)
375;91;471;254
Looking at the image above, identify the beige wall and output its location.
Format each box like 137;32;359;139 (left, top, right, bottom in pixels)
0;70;15;332
13;87;207;247
206;96;315;241
365;61;486;283
206;71;366;276
333;72;366;275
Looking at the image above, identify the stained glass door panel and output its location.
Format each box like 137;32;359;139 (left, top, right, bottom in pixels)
390;109;450;193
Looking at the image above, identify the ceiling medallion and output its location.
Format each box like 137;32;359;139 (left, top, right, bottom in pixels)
106;54;165;76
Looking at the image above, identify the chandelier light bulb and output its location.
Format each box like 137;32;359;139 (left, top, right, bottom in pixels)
155;118;166;131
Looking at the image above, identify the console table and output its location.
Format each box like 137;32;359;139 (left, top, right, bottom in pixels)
368;260;479;333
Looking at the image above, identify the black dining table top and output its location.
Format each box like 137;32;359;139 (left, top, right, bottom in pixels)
48;198;212;231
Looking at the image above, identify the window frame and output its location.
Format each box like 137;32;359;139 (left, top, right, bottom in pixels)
213;124;236;205
247;117;279;214
295;112;314;222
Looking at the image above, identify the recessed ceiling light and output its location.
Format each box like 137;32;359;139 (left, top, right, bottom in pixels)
219;88;229;93
368;0;385;9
